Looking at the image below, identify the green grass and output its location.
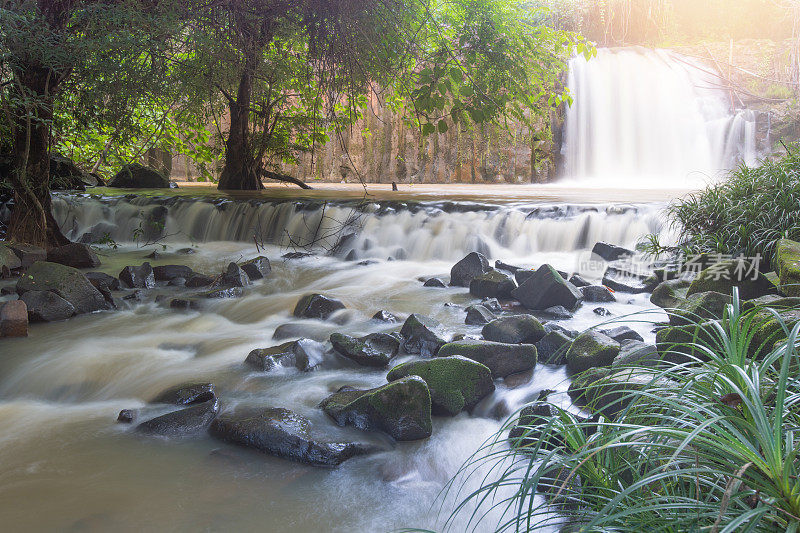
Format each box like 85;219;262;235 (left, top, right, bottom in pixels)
420;291;800;532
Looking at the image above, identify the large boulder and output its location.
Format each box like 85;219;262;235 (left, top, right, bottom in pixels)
49;153;95;190
0;300;28;337
687;258;777;300
246;339;326;371
85;271;121;291
330;332;399;367
749;309;800;360
508;402;561;449
7;243;46;268
16;261;108;314
210;406;378;467
482;315;546;344
510;265;582;311
46;243;100;269
436;340;537;378
151;382;216;405
0;243;22;272
580;285;616;303
450;252;490;287
776;239;800;296
108;163;170;188
239;256;271;280
535;330;572;365
20;290;76;322
592;242;634;262
569;368;675;418
220;262;250;287
602;265;652;294
650;279;691;308
320;376;432;441
293;293;346;320
136;398;220;437
119;263;155;289
655;321;719;364
565;330;620;374
464;304;496;325
386;356;495;416
400;313;449;356
670;291;732;326
153;265;194;282
469;269;517;299
612;340;659;369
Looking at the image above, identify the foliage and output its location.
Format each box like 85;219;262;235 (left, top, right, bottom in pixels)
642;147;800;264
428;292;800;532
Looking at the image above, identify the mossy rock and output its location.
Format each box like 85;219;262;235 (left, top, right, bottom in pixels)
436;340;537;378
469;269;517;299
400;313;450;356
481;315;546;344
108;163;170;188
670;291;732;326
16;261;108;314
776;239;800;297
386;356;494;416
0;243;22;271
650;279;690;309
743;294;800;312
292;293;346;319
319;376;432;441
535;330;572;365
687;259;777;300
570;368;675;418
655;321;720;365
565;330;620;374
330;332;399;367
749;309;800;360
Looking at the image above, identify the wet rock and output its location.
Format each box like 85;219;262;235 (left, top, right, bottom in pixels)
203;287;244;299
16;261;108;314
123;290;144;302
117;409;137;424
177;247;197;255
282;252;314;260
508;402;560;448
85;271;121;291
481;298;502;313
399;313;450;357
371;310;399;323
593;307;611;316
580;285;616;303
464;304;496;325
743;294;800;311
511;264;582;311
119;262;155;289
569;368;675;418
20;290;76;322
46;243;100;269
670;291;732;326
535;330;572;365
210;406;378;466
186;274;214;288
566;330;621;373
153;265;194;282
246;338;326;371
0;244;23;273
650;279;691;308
136;398;220;437
600;326;644;343
293;294;346;320
592;242;633;262
168;277;186;287
239;256;271;280
612;341;659;368
220;262;250;288
545;323;578;338
450;252;490;287
541;306;573;320
271;323;329;342
151;382;216;405
320;376;432;441
77;222;117;245
495;260;523;274
602;265;651;294
330;333;399;367
0;300;28;337
482;315;545;344
8;243;45;268
386;356;494;416
568;274;591;288
437;340;537;378
655;321;719;365
108;163;170;188
777;239;800;296
169;298;202;310
687;258;777;300
423;277;447;288
469;269;517;299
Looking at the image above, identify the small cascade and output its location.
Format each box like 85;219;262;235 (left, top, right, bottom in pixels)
52;194;668;262
562;47;758;186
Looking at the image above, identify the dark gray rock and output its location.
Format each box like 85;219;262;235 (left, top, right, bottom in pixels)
437;340;537;378
541;306;573;319
153;265;194;282
20;290;76;322
650;279;691;308
510;264;582;311
117;409;137;423
239;256;271;280
602;266;652;294
246;338;326;371
465;304;496;325
8;243;46;268
469;269;517;299
16;261;108;314
481;298;502;313
220;262;250;287
293;294;346;320
400;314;450;356
568;274;591;288
450;252;490;287
108;163;170;188
482;315;545;344
210;406;378;466
371;310;399;323
593;307;611;316
169;298;202;310
319;376;433;441
612;341;659;368
592;242;634;262
46;243;101;269
535;330;572;365
168;277;186;287
186;274;214;288
508;402;560;448
580;285;616;303
151;382;216;405
136;398;220;437
600;326;644;343
495;260;523;274
566;330;620;373
330;333;399;367
85;271;121;291
119;263;155;289
423;277;447;288
203;287;244;299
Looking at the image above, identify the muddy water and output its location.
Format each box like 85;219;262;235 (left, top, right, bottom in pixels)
0;189;673;532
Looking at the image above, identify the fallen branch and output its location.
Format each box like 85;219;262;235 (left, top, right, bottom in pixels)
259;169;313;189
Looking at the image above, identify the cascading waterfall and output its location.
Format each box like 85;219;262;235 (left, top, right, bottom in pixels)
562;47;758;186
52;194;668;262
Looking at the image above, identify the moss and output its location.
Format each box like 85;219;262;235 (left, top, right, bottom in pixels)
650;279;690;309
655;321;720;364
386;356;494;415
576;369;676;418
776;239;800;297
0;244;21;271
670;291;731;326
436;340;537;378
565;330;620;373
330;333;398;367
750;309;800;360
687;259;776;300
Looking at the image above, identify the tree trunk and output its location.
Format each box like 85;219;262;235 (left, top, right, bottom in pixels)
6;67;69;248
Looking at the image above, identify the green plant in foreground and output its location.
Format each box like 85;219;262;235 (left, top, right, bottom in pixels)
425;291;800;532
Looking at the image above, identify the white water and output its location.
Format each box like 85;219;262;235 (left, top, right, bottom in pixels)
562;47;758;186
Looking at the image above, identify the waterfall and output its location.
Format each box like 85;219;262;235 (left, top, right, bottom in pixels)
561;47;758;186
52;194;668;262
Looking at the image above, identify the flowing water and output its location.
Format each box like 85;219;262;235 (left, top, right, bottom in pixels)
0;46;761;533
